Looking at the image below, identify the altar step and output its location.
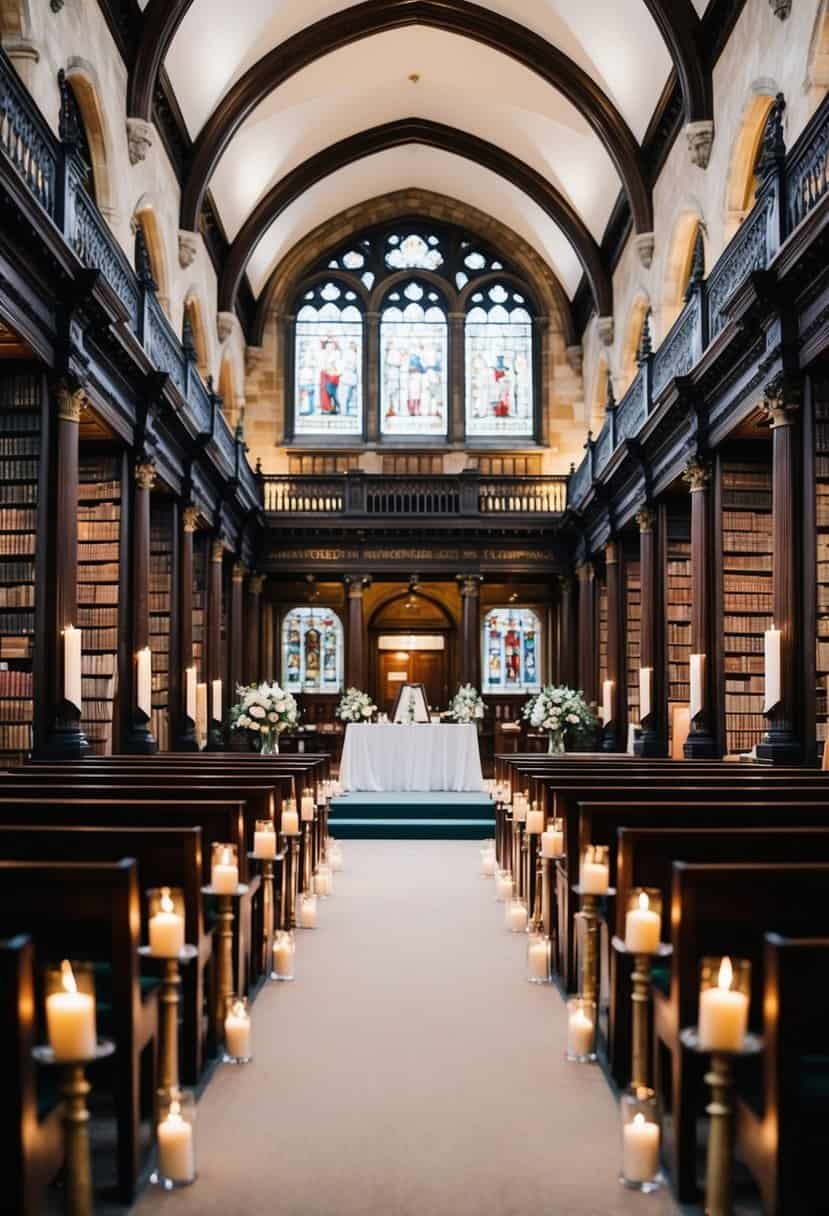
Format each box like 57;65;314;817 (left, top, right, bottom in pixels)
329;792;494;839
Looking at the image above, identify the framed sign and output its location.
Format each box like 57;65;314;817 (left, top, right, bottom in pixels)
391;683;430;723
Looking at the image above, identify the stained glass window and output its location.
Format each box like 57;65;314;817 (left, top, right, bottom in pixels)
465;284;534;438
482;608;541;694
294;282;363;436
385;233;444;271
282;607;344;693
380;282;448;437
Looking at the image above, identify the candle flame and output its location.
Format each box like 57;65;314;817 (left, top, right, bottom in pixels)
221;847;231;867
230;998;246;1019
160;887;174;914
638;891;650;913
633;1113;646;1128
60;959;77;995
168;1098;181;1120
717;956;734;991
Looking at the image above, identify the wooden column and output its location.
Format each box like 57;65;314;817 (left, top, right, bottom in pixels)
174;505;199;750
459;575;482;688
230;561;244;694
576;562;595;701
345;577;368;690
261;600;275;681
757;376;802;762
634;506;667;756
207;538;225;750
41;380;88;757
558;575;577;688
683;457;720;757
244;574;263;684
124;459;158;753
602;541;622;751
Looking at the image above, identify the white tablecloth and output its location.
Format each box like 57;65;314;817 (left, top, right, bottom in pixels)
339;723;483;792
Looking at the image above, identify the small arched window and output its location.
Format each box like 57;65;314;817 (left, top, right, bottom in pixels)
380;280;448;437
282;607;344;694
465;283;534;438
294;281;363;436
482;607;542;694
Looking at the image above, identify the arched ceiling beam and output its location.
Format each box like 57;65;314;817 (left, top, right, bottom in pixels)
640;0;710;123
127;0;194;121
179;0;653;241
219;118;613;325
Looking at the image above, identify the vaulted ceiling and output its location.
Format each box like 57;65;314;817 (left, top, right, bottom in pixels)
127;0;728;334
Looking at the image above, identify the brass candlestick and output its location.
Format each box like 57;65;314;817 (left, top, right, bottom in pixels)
541;856;554;941
283;835;300;927
631;953;652;1090
33;1041;115;1216
529;847;544;932
201;884;247;1047
138;946;198;1097
526;833;541;927
574;884;615;1009
261;857;275;969
517;823;527;900
301;821;313;893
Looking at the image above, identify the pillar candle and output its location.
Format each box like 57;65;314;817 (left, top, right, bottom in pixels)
623;1114;660;1183
526;805;544;834
224;1000;251;1058
329;842;343;872
495;872;513;902
211;678;222;722
185;665;197;722
211;847;238;894
272;935;294;978
513;795;527;824
541;827;564;858
481;852;496;876
281;807;299;836
157;1102;195;1184
698;957;748;1050
506;899;528;932
149;889;185;957
689;653;705;721
567;1006;594;1057
764;626;781;713
195;682;208;746
639;666;652;721
314;866;332;897
301;792;315;822
624;891;660;954
136;646;152;718
581;860;609;895
528;938;549;981
602;679;614;725
63;625;82;711
253;824;276;859
298;894;318;929
46;961;96;1061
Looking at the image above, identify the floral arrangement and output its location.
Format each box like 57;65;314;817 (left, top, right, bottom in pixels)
230;682;298;753
448;683;486;724
336;687;377;723
523;685;597;753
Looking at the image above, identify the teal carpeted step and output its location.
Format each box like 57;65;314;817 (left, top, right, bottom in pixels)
330;817;494;840
330;794;492;822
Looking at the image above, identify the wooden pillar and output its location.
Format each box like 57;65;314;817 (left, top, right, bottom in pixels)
634;506;667;756
558;575;577;688
261;600;274;681
757;376;802;762
230;561;245;694
576;562;595;700
345;577;368;690
207;538;225;750
459;575;482;687
683;457;720;757
174;504;199;750
123;459;158;753
602;541;623;751
41;380;88;757
244;574;263;684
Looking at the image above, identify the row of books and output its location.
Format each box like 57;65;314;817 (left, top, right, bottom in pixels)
0;669;32;695
0;534;35;555
78;521;119;542
0;584;34;607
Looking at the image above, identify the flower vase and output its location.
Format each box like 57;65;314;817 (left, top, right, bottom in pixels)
260;732;279;756
547;731;565;755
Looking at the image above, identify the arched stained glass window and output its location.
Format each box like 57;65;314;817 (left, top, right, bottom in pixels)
465;283;534;438
380;281;448;437
482;608;541;694
282;607;344;693
294;281;363;436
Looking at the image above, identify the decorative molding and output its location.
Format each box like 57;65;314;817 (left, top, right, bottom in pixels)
634;231;655;268
135;461;156;491
685;119;715;168
245;345;266;377
682;455;711;492
182;505;199;532
211;538;225;563
178;229;199;268
216;311;235;342
248;573;265;595
126;117;154;165
56;381;86;423
565;345;583;376
597;316;614;346
636;506;657;533
458;574;483;596
762;372;801;426
232;561;245;582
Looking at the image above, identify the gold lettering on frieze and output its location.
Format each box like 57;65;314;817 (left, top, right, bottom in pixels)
269;548;359;562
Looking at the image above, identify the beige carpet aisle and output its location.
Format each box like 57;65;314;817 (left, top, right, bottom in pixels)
134;841;679;1216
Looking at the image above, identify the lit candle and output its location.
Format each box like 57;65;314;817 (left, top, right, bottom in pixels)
136;646;152;718
301;791;315;822
149;887;185;957
623;1113;660;1183
157;1099;195;1184
298;894;318;929
526;804;544;834
211;678;222;722
541;826;564;858
625;890;661;954
567;1006;594;1058
506;899;528;932
698;956;749;1051
272;933;294;979
481;852;496;877
253;823;276;859
314;866;332;897
329;841;343;872
513;795;527;824
495;872;513;903
281;805;299;836
63;624;82;711
602;679;614;724
224;999;251;1059
581;859;609;895
527;937;549;981
46;960;96;1061
689;653;705;720
764;626;781;713
211;846;238;894
185;665;196;722
639;666;652;721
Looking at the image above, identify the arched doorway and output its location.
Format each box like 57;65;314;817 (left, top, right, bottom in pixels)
368;589;456;715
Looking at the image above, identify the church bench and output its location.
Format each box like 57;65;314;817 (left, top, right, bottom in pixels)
737;933;829;1215
608;823;829;1089
0;825;209;1084
655;862;829;1203
0;859;158;1203
0;934;62;1216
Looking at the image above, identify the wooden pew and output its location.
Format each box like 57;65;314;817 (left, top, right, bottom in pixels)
0;860;158;1202
655;862;829;1202
0;934;62;1216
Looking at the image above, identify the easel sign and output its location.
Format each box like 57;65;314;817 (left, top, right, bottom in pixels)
391;683;430;723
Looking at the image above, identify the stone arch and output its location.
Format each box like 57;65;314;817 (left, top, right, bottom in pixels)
64;58;117;222
0;0;30;36
724;84;778;240
182;287;210;378
0;0;37;84
661;206;705;334
806;0;829;96
588;352;610;435
619;291;651;394
133;196;171;315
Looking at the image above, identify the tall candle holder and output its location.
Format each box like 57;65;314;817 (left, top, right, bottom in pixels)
201;853;248;1049
526;831;542;930
140;887;198;1097
611;888;671;1090
573;847;614;1017
249;848;277;976
301;821;314;893
282;829;301;928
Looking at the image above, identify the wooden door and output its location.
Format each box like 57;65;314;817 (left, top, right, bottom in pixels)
376;642;448;714
412;651;445;709
378;651;411;716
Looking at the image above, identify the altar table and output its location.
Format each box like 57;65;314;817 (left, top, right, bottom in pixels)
339;723;483;792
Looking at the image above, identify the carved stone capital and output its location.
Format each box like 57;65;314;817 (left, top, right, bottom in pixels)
558;575;575;593
636;506;657;533
135;461;156;491
576;562;592;584
178;230;199;269
345;575;370;598
682;455;711;492
605;540;618;565
597;316;614;347
459;574;483;598
634;232;655;269
685;119;715;169
245;345;266;377
232;561;245;583
216;312;235;343
248;574;265;595
211;539;225;564
762;372;801;427
182;505;199;533
565;345;583;376
769;0;791;17
56;380;86;423
126;117;153;166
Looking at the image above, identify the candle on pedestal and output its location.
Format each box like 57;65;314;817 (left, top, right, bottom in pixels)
602;679;614;724
689;653;706;720
136;646;152;718
526;804;544;834
281;804;299;836
211;845;238;894
185;665;196;722
764;626;782;713
541;823;564;858
46;960;96;1060
63;625;82;711
580;846;609;895
301;791;315;822
639;666;652;721
624;890;660;954
211;678;222;722
149;887;185;957
698;956;749;1051
253;821;276;859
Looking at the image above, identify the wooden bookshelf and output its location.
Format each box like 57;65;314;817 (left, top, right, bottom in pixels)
815;395;829;752
150;498;173;751
665;521;692;749
598;578;608;694
193;531;207;681
721;460;773;755
78;453;121;755
0;371;40;762
625;557;641;724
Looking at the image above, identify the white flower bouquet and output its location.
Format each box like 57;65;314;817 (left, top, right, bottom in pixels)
230;681;298;753
336;687;378;723
448;683;486;724
523;685;597;753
